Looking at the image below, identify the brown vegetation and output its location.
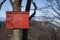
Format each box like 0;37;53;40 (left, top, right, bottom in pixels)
0;20;60;40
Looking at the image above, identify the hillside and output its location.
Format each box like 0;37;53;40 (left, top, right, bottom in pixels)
0;20;60;40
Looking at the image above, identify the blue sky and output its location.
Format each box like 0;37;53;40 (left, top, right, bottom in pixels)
0;0;12;18
0;0;60;26
0;0;59;19
0;0;47;18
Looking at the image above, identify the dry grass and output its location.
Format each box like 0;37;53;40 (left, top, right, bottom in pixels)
0;20;60;40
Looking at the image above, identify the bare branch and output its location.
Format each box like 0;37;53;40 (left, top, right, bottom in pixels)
47;0;60;16
9;0;13;6
48;11;60;20
29;0;37;20
30;6;51;11
0;0;6;10
52;6;60;16
55;0;60;10
53;20;60;25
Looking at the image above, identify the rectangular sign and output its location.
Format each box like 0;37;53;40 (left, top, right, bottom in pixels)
6;11;29;29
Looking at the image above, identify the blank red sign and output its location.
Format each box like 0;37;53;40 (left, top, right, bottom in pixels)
6;11;29;29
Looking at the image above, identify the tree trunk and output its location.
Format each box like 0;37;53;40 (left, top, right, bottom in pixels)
12;29;22;40
11;0;22;40
13;0;22;11
22;0;32;40
25;0;32;12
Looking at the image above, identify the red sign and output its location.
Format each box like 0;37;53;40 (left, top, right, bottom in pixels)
6;11;29;29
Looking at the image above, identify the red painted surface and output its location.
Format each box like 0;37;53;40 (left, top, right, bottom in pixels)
6;11;29;29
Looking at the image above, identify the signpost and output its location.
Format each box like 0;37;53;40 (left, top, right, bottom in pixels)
6;11;29;29
6;11;29;40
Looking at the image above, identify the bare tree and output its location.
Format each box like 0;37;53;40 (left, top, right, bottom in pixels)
0;0;37;40
22;0;37;40
47;0;60;16
0;0;6;10
9;0;23;40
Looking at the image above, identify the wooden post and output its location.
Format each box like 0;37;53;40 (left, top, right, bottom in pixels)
6;11;29;40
